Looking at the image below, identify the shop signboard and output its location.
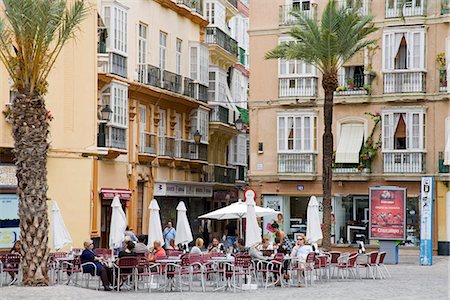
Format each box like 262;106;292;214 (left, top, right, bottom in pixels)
0;194;20;248
420;176;433;266
369;186;406;241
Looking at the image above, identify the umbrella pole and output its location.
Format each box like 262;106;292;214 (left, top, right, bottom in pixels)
240;217;243;239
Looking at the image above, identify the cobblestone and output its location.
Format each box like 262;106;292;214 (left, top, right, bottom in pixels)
0;256;448;300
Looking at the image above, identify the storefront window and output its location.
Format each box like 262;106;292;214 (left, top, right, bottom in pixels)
289;196;310;237
405;197;420;246
334;195;369;244
0;194;19;248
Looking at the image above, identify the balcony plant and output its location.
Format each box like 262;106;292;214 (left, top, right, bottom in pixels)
336;85;347;92
2;104;13;123
436;52;446;70
346;78;355;90
358;112;382;171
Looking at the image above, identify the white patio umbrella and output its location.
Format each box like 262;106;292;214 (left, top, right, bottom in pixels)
109;195;127;249
175;201;193;247
306;196;323;244
245;194;262;247
51;200;72;250
148;199;164;247
198;199;280;237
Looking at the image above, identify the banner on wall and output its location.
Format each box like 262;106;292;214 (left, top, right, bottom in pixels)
420;176;434;266
369;186;406;241
0;194;19;249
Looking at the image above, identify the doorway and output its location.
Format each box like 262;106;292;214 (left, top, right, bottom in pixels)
100;199;127;248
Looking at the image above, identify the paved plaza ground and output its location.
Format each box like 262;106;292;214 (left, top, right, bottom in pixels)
0;256;449;300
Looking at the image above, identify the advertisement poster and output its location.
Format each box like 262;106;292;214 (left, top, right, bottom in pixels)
369;187;406;240
420;177;434;266
0;194;20;248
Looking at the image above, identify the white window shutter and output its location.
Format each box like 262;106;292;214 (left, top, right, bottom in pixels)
278;117;286;151
446;37;450;92
383;32;391;70
382;113;393;150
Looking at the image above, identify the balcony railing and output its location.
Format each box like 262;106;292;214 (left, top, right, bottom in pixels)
137;64;161;88
279;4;316;26
158;136;175;157
279;77;318;98
438;152;450;173
385;0;425;18
205;164;237;184
100;52;127;78
278;153;317;174
337;0;370;16
162;70;182;94
105;126;127;150
333;163;371;174
210;105;229;124
227;0;238;9
442;0;450;14
383;151;425;173
176;0;203;15
236;165;247;181
383;71;426;94
335;73;367;96
139;132;156;154
440;69;447;92
205;27;239;57
183;78;208;102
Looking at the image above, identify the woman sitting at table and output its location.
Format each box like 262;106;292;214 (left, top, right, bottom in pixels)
166;239;179;251
148;240;166;262
80;240;113;291
290;234;313;262
191;238;204;254
118;240;136;258
257;238;273;251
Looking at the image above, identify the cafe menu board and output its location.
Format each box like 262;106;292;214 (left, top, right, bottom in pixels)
369;187;406;241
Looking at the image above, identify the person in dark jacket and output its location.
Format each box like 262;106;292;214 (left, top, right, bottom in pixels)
80;240;112;291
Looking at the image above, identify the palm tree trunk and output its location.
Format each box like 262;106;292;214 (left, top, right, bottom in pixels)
321;73;338;251
11;93;50;286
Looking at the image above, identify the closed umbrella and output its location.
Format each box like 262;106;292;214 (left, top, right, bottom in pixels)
245;194;261;248
148;199;164;247
51;200;72;250
175;201;193;247
109;195;127;249
306;196;323;244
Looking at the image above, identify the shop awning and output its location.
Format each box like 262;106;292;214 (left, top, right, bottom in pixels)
100;188;132;200
445;137;450;165
335;124;364;164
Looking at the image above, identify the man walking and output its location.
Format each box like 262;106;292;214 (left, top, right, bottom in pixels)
163;221;176;248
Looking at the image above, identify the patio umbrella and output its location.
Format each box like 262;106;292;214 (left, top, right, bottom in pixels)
51;200;72;250
198;199;280;237
174;201;193;247
245;194;261;248
109;195;127;249
306;196;323;244
148;199;164;247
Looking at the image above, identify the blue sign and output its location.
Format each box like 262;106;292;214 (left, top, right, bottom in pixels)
297;185;304;191
420;177;433;266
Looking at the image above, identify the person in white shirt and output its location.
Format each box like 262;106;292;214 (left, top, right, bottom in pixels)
290;234;313;262
191;238;204;254
257;238;274;251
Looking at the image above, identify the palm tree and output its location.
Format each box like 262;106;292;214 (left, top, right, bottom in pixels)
0;0;88;285
266;0;376;250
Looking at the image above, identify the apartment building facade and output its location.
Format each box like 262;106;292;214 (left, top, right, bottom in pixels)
249;0;450;253
96;0;249;246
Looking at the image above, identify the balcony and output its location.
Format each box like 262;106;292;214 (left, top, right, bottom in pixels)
158;136;175;157
210;105;229;124
184;78;208;102
104;126;126;150
385;0;425;18
335;73;367;96
205;27;239;57
176;0;203;15
162;70;182;94
236;165;247;182
333;163;371;174
383;151;425;173
139;132;156;154
279;77;318;98
383;71;426;94
438;152;450;173
337;0;370;16
439;69;447;92
227;0;238;9
99;52;127;78
278;153;316;174
178;140;208;161
442;0;450;14
205;164;237;184
137;64;161;88
279;4;316;26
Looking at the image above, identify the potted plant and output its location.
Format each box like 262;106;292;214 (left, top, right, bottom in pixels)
358;112;382;172
346;78;355;90
336;85;347;92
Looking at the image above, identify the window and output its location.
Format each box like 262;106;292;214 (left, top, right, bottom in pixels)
175;112;182;140
138;23;147;65
189;42;209;84
208;67;227;102
176;39;182;75
101;83;128;127
190;109;209;143
229;134;247;165
382;108;425;151
278;113;317;152
206;0;226;30
103;4;128;55
139;105;146;133
159;31;167;71
159;109;166;137
383;29;425;71
0;193;19;249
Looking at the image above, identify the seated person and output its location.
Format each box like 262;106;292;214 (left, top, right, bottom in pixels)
134;235;149;254
290;234;313;262
248;241;270;261
118;240;136;258
257;238;273;251
190;238;204;254
148;240;166;262
207;237;224;253
235;238;246;253
166;239;179;251
80;240;112;291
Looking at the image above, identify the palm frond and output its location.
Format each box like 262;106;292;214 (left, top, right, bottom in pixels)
0;0;90;95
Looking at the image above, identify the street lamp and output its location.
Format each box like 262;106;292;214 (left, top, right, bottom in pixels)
193;130;202;144
98;105;113;147
100;104;113;122
235;116;244;131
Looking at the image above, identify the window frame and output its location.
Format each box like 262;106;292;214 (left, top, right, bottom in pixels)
277;111;318;153
102;2;128;56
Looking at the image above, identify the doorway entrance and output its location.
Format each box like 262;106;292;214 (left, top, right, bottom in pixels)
100;199;127;248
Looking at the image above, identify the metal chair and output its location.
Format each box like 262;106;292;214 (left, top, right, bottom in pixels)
114;256;139;291
0;254;21;287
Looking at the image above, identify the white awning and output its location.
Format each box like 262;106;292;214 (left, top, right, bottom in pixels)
444;137;450;165
335;124;364;164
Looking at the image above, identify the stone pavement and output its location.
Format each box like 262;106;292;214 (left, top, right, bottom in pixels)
0;256;448;300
